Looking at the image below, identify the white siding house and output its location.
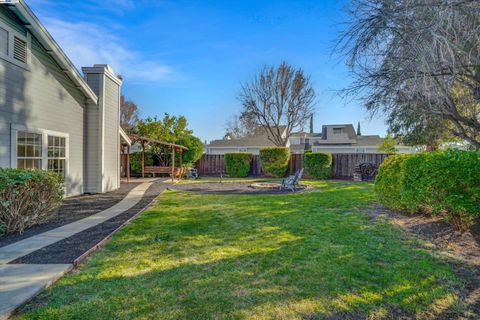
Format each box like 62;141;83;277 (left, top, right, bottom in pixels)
0;1;129;196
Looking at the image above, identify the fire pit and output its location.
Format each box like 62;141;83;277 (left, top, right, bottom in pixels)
249;182;282;190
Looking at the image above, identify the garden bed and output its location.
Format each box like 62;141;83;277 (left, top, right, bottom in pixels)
0;182;141;247
170;181;310;194
368;204;480;265
9;181;168;264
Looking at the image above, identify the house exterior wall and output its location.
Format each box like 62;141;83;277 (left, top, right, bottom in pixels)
0;7;86;196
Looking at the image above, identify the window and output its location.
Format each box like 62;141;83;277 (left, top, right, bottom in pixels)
333;128;344;134
17;131;42;169
13;36;27;63
0;27;8;56
48;136;66;176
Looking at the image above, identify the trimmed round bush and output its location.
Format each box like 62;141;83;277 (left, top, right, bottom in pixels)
0;169;64;234
374;149;480;228
259;147;290;177
224;152;252;177
304;152;332;179
374;154;411;210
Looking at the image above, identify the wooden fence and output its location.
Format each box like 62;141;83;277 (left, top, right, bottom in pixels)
196;153;389;179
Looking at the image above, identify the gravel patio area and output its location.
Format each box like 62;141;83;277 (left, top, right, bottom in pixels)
170;182;310;195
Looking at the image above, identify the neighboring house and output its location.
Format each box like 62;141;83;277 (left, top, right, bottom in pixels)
205;124;415;155
291;124;414;154
205;126;288;155
0;1;130;196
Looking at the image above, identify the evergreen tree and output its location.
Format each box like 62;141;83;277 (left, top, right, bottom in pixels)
356;122;361;136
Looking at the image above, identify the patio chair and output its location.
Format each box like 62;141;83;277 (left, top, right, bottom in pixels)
186;168;199;179
281;168;304;192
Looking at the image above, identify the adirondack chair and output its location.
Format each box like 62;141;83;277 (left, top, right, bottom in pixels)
281;168;304;192
186;168;199;179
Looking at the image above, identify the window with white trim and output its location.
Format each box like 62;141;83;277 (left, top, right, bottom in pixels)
47;135;66;176
16;131;42;169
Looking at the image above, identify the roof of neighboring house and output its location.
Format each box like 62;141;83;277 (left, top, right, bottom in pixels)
356;135;384;146
5;0;98;103
208;127;286;148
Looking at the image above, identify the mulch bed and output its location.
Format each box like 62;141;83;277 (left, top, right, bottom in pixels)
369;204;480;317
170;182;309;195
0;182;142;248
10;181;168;264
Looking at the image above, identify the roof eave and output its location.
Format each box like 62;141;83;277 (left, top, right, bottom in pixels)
8;1;98;104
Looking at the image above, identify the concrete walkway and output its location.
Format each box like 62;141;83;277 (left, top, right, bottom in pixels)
0;179;163;319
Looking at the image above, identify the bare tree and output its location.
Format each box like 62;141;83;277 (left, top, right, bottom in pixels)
238;62;316;146
225;111;259;139
120;95;140;133
338;0;480;149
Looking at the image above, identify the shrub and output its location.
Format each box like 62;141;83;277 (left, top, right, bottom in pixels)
224;153;252;177
259;147;290;177
130;151;154;174
176;135;204;166
374;149;480;228
0;169;64;234
304;152;332;179
402;149;480;226
374;154;411;210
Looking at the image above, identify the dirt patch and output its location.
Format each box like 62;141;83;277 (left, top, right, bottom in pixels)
170;182;310;195
9;181;169;264
369;204;480;318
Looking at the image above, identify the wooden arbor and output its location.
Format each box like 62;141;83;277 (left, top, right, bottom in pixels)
126;135;189;181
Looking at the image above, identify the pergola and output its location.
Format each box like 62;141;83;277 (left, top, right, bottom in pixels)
121;134;188;181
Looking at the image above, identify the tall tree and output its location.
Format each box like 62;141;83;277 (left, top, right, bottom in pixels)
238;61;316;146
120;95;140;134
136;113;193;166
338;0;480;149
356;122;361;136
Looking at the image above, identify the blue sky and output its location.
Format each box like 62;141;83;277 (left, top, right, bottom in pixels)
28;0;387;141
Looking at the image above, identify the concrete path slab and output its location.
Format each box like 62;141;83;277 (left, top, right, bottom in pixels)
0;264;72;320
0;181;154;264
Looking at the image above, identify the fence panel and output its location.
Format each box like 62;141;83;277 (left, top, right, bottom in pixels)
196;153;389;178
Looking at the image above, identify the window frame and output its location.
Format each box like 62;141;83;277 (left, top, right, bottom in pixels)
0;20;30;70
16;131;43;169
47;135;67;176
11;125;69;177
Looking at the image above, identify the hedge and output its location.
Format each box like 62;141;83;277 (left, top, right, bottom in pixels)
374;149;480;228
304;152;332;179
259;147;290;177
224;153;252;177
0;169;64;234
374;154;412;210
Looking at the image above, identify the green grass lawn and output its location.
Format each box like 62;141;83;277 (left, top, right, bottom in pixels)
16;180;470;319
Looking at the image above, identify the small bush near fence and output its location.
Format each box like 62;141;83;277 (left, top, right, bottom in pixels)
375;149;480;229
259;147;290;177
0;169;64;235
304;152;332;179
224;153;252;177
